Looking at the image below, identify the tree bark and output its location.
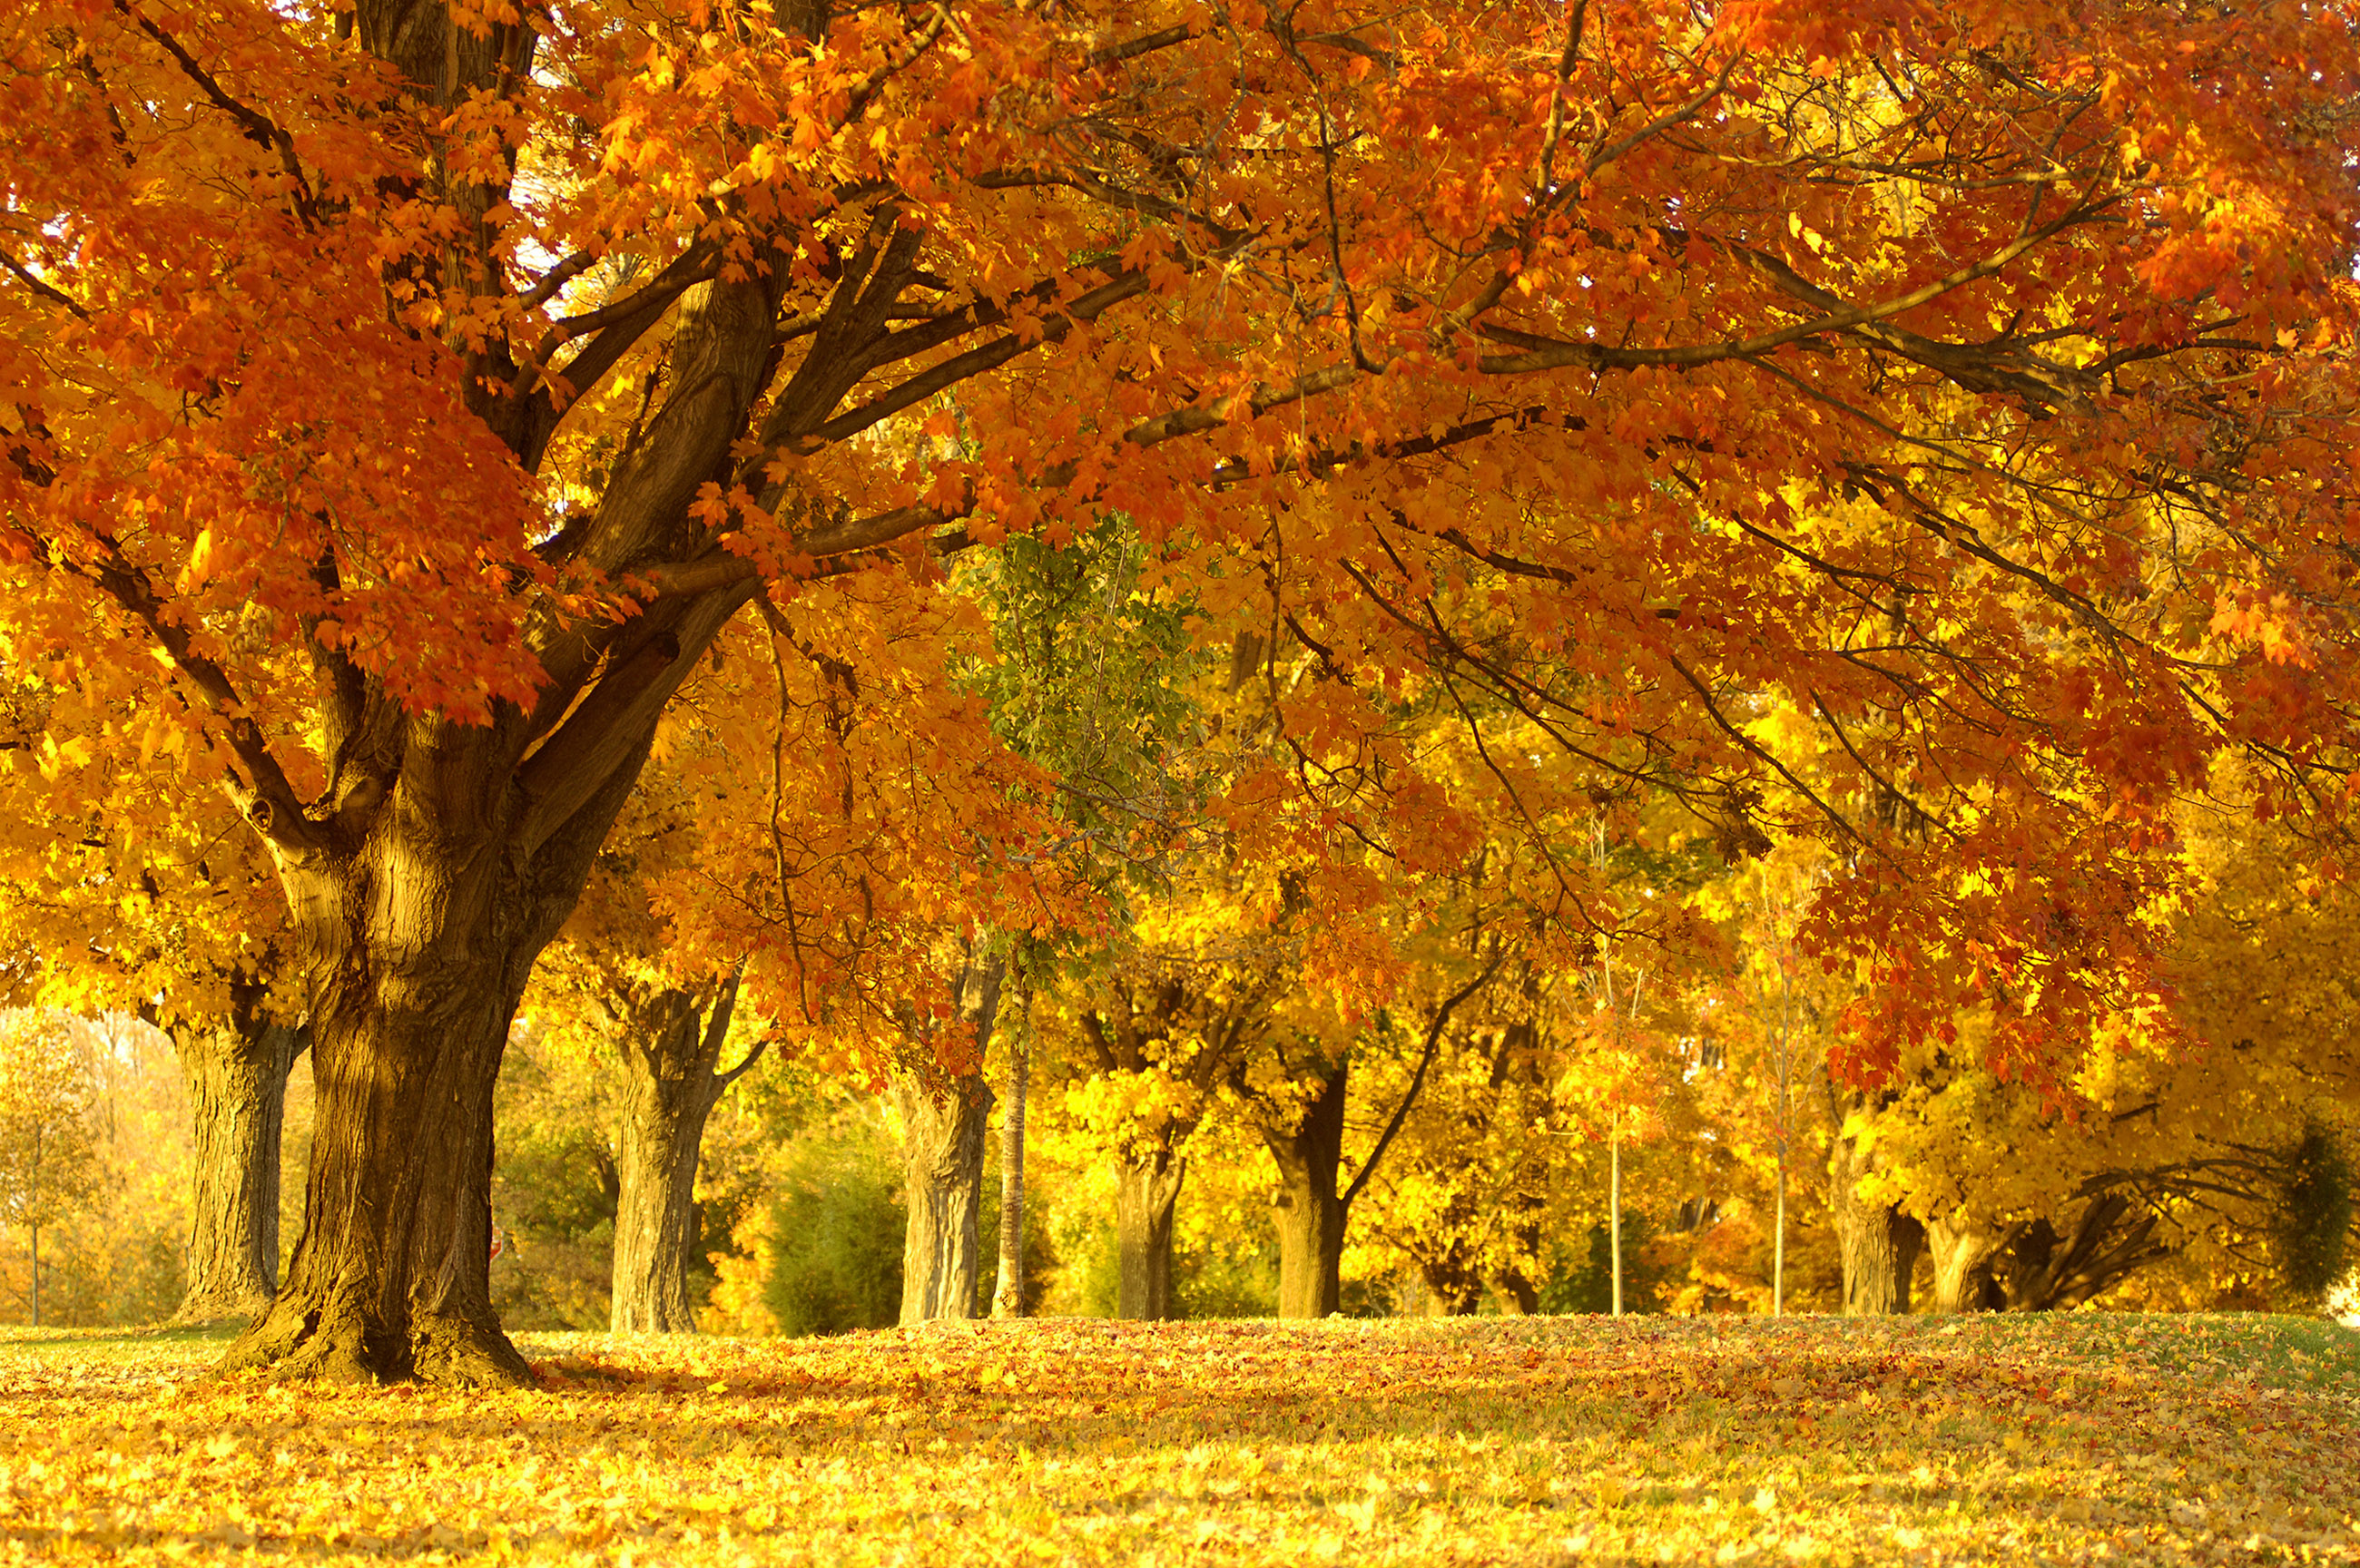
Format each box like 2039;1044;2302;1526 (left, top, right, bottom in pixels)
1112;1146;1185;1319
1266;1061;1350;1319
895;946;1004;1323
1995;1194;2168;1310
610;970;754;1332
1925;1212;2010;1314
1830;1131;1923;1315
895;1076;993;1322
990;977;1028;1318
172;1006;307;1325
223;730;673;1386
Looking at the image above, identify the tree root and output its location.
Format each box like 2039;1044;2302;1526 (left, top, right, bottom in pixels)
220;1295;536;1387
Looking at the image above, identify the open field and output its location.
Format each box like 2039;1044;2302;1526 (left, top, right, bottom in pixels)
1;1314;2355;1566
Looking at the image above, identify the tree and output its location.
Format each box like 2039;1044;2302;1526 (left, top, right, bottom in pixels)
0;672;308;1324
0;1013;104;1325
7;0;2357;1380
172;982;308;1322
1845;796;2360;1315
892;939;1006;1323
989;958;1034;1318
1059;914;1281;1320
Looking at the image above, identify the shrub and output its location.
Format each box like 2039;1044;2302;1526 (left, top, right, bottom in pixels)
764;1117;904;1336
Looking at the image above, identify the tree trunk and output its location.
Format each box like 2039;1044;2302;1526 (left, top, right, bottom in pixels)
1112;1147;1184;1319
224;736;665;1386
1609;1119;1625;1317
896;946;1005;1323
1925;1212;2009;1314
990;980;1028;1319
1419;1250;1486;1316
1996;1194;2168;1310
172;1012;308;1324
895;1076;992;1322
610;971;752;1332
1267;1062;1350;1319
1830;1132;1923;1315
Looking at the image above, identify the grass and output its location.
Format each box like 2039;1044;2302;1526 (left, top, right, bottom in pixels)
0;1312;2355;1565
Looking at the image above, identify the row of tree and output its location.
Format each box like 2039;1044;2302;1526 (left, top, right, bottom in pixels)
7;525;2350;1333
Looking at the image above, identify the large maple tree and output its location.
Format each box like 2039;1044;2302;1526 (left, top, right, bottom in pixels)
4;0;2355;1380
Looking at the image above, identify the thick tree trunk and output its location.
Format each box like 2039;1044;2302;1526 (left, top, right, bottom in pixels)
1112;1147;1184;1319
610;972;752;1332
227;960;524;1383
1925;1213;2009;1314
225;733;664;1386
895;1076;992;1322
172;1011;307;1324
896;946;1005;1323
1267;1062;1350;1319
1996;1194;2168;1310
1830;1132;1923;1315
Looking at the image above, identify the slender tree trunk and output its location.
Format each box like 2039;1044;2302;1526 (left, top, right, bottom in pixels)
990;981;1028;1319
610;971;752;1332
1830;1132;1923;1315
1267;1062;1350;1319
28;1220;38;1329
172;1014;308;1324
1609;1116;1625;1318
896;947;1005;1323
1112;1147;1185;1319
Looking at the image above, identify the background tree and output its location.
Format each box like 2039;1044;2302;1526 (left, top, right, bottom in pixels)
0;1012;105;1326
0;670;307;1323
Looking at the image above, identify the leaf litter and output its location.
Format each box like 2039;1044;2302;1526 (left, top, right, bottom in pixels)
0;1313;2353;1564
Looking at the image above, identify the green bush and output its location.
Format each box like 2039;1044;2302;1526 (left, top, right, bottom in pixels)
2274;1122;2355;1308
1175;1236;1278;1319
1538;1215;1667;1315
764;1119;904;1336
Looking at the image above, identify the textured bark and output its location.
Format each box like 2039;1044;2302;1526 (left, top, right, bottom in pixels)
894;1077;993;1322
1925;1213;2011;1314
1112;1147;1184;1320
1266;1062;1350;1319
610;971;753;1332
211;0;785;1387
172;1003;307;1325
222;730;671;1386
895;948;1004;1323
1830;1132;1923;1315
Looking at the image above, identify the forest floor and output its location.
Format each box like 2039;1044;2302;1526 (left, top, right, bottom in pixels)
0;1313;2355;1565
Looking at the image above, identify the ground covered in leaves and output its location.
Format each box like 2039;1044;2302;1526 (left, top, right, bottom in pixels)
1;1314;2355;1565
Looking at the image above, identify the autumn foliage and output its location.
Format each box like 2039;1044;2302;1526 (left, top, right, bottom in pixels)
3;0;2360;1379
